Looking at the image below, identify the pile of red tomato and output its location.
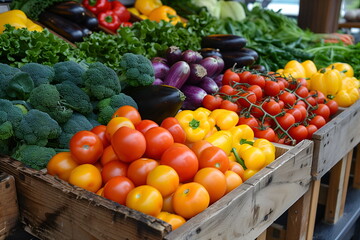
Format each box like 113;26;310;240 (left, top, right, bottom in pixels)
47;106;245;230
202;69;339;145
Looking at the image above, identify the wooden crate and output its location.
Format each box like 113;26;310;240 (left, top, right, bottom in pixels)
0;140;313;240
0;172;19;240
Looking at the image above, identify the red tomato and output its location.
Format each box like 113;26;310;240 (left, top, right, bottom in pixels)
103;176;134;205
198;146;229;173
250;105;265;118
69;130;104;164
325;100;339;116
276;113;295;130
306;124;318;139
279;91;296;107
100;145;120;166
189;140;212;159
306;96;317;107
287;108;303;122
112;105;141;126
288;125;308;143
312;103;330;120
237;92;256;108
91;125;110;148
237;71;252;83
309;115;326;129
160;144;199;182
254;127;276;142
220;99;238;112
219;85;236;96
222;69;240;86
127;158;159;186
295;86;309;98
248;85;263;100
247;74;265;88
194;167;227;204
106;117;135;141
101;160;128;184
111;126;146;163
135;119;159;134
237;115;259;130
144;127;174;160
264;80;280;96
160;117;186;144
202;94;223;111
293;105;308;121
263;99;281;116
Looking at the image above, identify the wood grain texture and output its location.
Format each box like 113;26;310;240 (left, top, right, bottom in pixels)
312;100;360;179
0;172;19;240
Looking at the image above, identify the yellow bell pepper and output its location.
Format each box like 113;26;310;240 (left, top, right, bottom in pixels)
282;60;306;79
0;10;43;33
175;108;211;143
328;62;354;78
205;130;233;155
310;68;342;98
229;124;254;149
25;19;43;32
333;88;360;107
134;0;162;16
253;138;276;166
301;60;317;78
148;5;182;25
209;109;239;130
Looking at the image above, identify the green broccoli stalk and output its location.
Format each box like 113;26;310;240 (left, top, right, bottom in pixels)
6;72;34;100
118;53;155;88
11;144;57;170
0;99;24;140
28;83;73;123
0;63;21;99
57;113;95;149
55;81;93;115
14;109;62;147
82;62;121;101
96;93;138;125
20;62;55;87
53;61;85;87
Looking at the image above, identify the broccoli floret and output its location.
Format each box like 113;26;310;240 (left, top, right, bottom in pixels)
82;62;121;100
28;84;73;123
11;144;57;170
6;72;34;100
55;81;93;115
14;109;62;147
118;53;155;88
20;63;55;87
96;93;138;125
0;63;21;99
0;99;24;140
58;113;94;148
53;61;85;87
0;139;11;155
86;112;101;127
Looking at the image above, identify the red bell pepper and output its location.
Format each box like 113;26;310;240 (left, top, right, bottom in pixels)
82;0;111;15
111;1;131;22
98;10;121;31
120;22;133;27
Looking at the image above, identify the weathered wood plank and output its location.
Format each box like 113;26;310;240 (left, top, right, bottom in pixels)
0;172;19;240
353;145;360;189
312;100;360;179
165;140;313;240
306;180;321;240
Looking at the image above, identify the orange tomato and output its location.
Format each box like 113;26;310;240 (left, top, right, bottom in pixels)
193;167;226;204
224;170;243;194
105;117;135;141
112;105;141;126
96;187;104;196
68;164;102;193
126;185;163;217
156;212;186;230
47;152;79;181
101;160;128;184
100;145;120;166
162;193;175;213
160;117;186;144
103;176;134;205
127;158;159;186
172;182;210;219
190;140;212;159
147;165;179;197
228;161;245;180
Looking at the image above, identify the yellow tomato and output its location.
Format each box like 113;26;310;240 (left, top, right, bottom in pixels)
224;170;243;194
68;164;102;193
105;116;135;141
156;212;186;230
146;165;180;197
47;152;79;181
126;185;163;217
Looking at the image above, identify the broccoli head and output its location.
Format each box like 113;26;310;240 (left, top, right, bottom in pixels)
118;53;155;88
58;113;94;149
0;63;21;99
53;61;85;87
20;62;55;87
6;72;34;100
0;99;24;140
55;81;93;115
11;144;57;170
96;93;138;125
14;109;62;147
82;62;121;101
28;83;73;123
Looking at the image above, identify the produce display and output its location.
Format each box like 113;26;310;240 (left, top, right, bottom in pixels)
1;0;360;237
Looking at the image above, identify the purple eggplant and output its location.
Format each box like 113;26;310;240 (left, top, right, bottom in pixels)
198;76;219;94
152;78;164;85
181;85;207;110
187;63;207;85
163;61;190;89
212;55;225;75
181;50;203;63
199;57;219;77
152;61;170;79
199;48;222;58
166;46;182;66
213;74;224;87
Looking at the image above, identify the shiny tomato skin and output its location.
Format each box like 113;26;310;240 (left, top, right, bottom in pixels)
68;164;102;193
127;158;159;186
144;127;174;160
276;113;296;130
160;144;199;182
306;124;318;139
156;212;186;230
147;165;180;197
112;105;141;126
135;119;159;134
100;145;120;166
126;185;163;217
69;130;104;165
101;160;128;184
47;152;79;181
254;128;276;142
264;80;280;96
309;115;326;129
202;94;223;111
198;146;229;173
160;117;186;144
224;170;243;194
312;103;330;120
325;100;339;116
91;125;110;148
103;176;135;205
288;125;308;143
105;117;135;141
111;126;146;163
189;140;212;159
237;115;259;130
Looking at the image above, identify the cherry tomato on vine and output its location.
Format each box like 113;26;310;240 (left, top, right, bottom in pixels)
264;80;280;96
250;105;265;118
47;152;79;181
288;125;308;143
248;85;263;100
263;99;281;116
279;91;296;107
309;115;326;129
222;69;240;86
70;130;104;164
219;85;236;96
295;86;309;98
276;113;296;130
135;119;159;134
198;146;229;173
237;71;252;83
238;115;259;130
202;94;223;111
91;125;110;148
112;105;141;126
247;74;265;88
254;127;276;142
101;160;128;184
287;108;303;122
305;95;317;107
237;92;257;108
160;117;186;144
293;105;308;122
325;100;339;116
220;99;238;112
306;124;318;139
312;103;330;120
